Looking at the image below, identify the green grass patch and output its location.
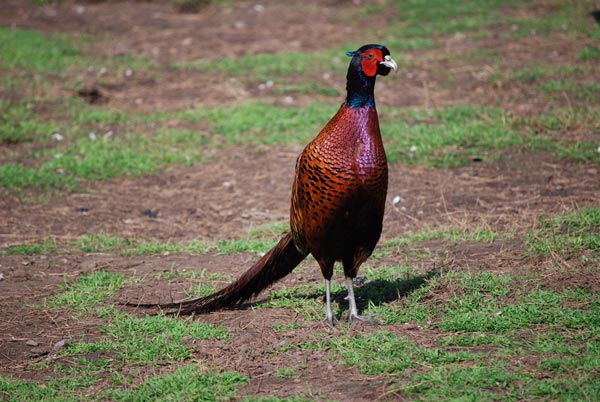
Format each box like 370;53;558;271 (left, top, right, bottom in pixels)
329;330;480;375
0;100;62;145
504;2;600;40
436;287;597;333
382;105;524;167
2;234;280;256
0;127;207;189
0;372;100;402
45;271;132;310
129;240;212;255
4;98;597;190
540;78;600;103
172;50;346;83
382;226;499;248
262;282;337;320
173;101;336;145
306;267;600;399
216;238;278;254
363;267;600;333
382;103;600;168
385;0;523;44
102;364;247;401
76;234;129;253
526;207;600;255
0;27;154;75
66;310;229;362
1;315;237;401
0;28;81;73
579;45;600;61
4;238;58;255
524;107;600;164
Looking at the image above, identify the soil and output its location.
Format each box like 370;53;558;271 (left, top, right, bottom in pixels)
1;1;599;400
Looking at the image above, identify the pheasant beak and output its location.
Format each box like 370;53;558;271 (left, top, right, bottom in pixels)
380;55;398;72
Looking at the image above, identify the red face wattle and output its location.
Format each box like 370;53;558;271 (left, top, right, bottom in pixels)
360;48;384;77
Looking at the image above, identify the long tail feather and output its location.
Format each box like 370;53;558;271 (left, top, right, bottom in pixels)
125;232;307;315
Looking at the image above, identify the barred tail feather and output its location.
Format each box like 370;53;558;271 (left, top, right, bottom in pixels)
127;232;307;315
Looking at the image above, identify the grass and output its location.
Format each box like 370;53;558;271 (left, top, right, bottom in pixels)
45;271;132;310
526;207;600;255
579;45;600;61
172;50;347;83
285;267;599;400
2;271;238;401
540;78;600;103
504;1;600;40
382;105;525;167
167;101;336;145
2;233;282;256
66;309;229;361
0;124;207;189
102;364;247;401
1;339;244;401
0;100;62;145
3;215;599;401
5;98;585;191
0;28;81;73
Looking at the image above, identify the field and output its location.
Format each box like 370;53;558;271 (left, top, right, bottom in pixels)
1;0;599;400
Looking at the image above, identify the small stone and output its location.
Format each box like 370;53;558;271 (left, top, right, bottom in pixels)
13;268;26;278
26;340;39;347
53;339;69;350
29;347;50;357
392;195;403;206
79;259;97;271
453;32;466;41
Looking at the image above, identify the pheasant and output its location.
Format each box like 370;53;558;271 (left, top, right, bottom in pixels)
132;44;397;324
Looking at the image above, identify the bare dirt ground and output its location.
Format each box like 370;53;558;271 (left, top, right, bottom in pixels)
1;1;599;400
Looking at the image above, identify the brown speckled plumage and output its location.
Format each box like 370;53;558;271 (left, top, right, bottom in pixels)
291;104;387;281
125;44;397;324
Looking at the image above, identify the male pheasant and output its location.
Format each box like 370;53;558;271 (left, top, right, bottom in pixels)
133;44;397;324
